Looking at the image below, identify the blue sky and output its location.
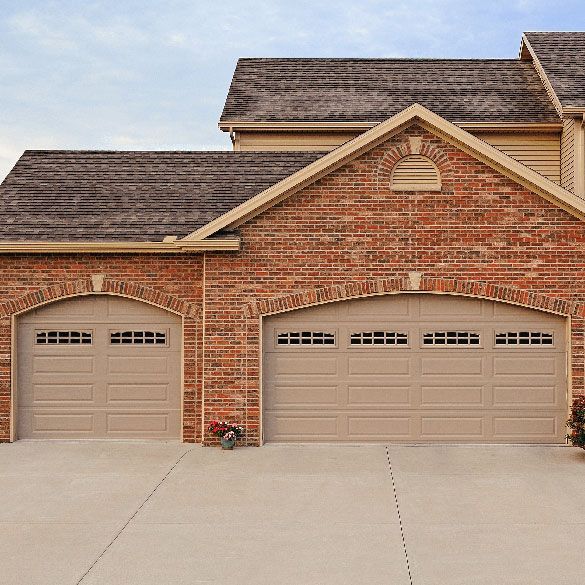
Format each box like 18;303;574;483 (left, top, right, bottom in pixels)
0;0;583;179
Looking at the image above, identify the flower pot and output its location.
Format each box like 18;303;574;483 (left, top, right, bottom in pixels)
221;436;236;450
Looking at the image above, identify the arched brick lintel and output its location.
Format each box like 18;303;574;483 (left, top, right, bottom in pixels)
245;276;585;319
0;278;199;318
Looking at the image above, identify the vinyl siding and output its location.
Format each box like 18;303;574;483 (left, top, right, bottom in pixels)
235;131;360;152
561;118;576;192
476;132;561;184
235;129;562;183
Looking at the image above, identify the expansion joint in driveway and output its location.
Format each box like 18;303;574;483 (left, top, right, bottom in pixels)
75;447;196;585
386;446;413;585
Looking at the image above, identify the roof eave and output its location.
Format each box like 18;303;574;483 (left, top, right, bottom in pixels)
219;120;563;132
0;238;241;254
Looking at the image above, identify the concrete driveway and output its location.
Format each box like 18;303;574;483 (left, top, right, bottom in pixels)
1;442;584;585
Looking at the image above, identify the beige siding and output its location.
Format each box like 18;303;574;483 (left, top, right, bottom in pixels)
472;132;561;184
561;119;576;192
235;129;562;184
235;131;360;152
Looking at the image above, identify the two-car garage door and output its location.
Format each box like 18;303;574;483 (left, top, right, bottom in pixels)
263;294;568;443
17;296;181;439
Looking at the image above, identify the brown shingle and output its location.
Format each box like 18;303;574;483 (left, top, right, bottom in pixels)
524;32;585;108
0;150;323;242
220;58;560;124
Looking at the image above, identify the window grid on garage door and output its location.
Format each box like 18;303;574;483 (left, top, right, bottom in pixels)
276;331;336;346
35;330;93;345
422;331;481;346
109;330;168;345
494;331;554;346
349;331;409;346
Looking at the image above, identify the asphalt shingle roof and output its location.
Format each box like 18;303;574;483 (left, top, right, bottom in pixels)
0;150;323;242
525;32;585;108
220;58;560;124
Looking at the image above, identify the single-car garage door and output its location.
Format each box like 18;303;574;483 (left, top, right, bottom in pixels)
17;296;182;439
263;294;568;443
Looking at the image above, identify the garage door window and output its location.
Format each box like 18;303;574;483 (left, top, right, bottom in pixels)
350;331;408;346
35;330;93;345
110;330;167;345
276;331;336;346
495;331;554;346
422;331;480;346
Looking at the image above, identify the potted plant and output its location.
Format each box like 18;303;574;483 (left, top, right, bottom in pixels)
567;396;585;449
207;420;244;450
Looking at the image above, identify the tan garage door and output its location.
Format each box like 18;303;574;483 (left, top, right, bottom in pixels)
263;294;568;443
17;296;182;439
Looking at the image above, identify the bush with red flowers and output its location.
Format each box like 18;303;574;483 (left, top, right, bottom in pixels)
207;420;244;441
567;396;585;449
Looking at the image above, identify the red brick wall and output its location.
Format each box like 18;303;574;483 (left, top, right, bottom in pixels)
203;126;585;445
0;255;204;442
0;126;584;444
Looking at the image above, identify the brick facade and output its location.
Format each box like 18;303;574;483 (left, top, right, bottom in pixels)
1;126;584;444
0;256;204;442
203;126;585;445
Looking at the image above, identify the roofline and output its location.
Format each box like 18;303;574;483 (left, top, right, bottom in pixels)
219;121;563;132
519;34;564;116
563;107;585;117
0;238;240;254
184;103;585;242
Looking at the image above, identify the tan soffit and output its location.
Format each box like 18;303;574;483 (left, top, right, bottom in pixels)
0;238;240;254
220;120;562;132
183;103;585;242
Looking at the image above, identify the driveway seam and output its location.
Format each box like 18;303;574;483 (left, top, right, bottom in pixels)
386;446;413;585
75;447;196;585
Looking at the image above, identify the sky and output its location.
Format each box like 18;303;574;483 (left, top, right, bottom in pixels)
0;0;583;179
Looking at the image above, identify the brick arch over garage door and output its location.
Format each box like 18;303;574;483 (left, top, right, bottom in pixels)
243;277;584;445
2;278;200;442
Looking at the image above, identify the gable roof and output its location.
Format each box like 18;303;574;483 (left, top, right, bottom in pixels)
220;58;560;126
187;104;585;242
0;151;322;244
522;32;585;110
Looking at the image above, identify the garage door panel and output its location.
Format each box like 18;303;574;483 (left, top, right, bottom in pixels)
420;356;484;375
493;385;558;407
493;415;560;438
264;385;339;408
348;356;410;375
493;356;558;375
33;356;95;374
31;383;95;404
269;355;338;375
347;385;412;406
106;412;172;434
347;415;411;438
106;383;175;405
345;295;410;318
263;294;567;443
23;410;97;434
107;356;169;375
17;296;182;440
419;296;485;317
264;413;339;440
420;416;484;438
420;385;485;406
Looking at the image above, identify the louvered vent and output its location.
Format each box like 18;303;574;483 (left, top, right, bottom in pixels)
390;155;441;191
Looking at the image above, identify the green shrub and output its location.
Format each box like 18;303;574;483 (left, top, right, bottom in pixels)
567;396;585;449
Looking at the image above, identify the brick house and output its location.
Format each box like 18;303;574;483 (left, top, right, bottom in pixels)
1;32;583;445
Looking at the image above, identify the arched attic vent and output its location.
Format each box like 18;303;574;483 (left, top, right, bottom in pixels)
390;155;441;191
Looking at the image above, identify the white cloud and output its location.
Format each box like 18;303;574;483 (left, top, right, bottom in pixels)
8;12;77;51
